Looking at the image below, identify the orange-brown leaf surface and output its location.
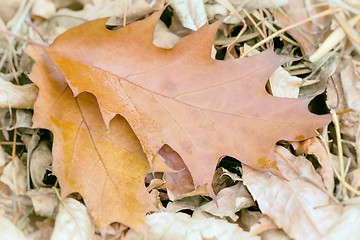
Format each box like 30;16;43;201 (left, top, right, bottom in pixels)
39;10;330;192
27;47;155;233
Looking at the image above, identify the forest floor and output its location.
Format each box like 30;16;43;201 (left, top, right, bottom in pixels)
0;0;360;239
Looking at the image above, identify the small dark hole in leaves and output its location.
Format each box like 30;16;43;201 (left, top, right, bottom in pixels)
105;15;146;31
178;209;193;216
42;169;57;186
217;156;242;176
214;47;226;60
308;92;330;115
160;6;173;27
273;37;284;49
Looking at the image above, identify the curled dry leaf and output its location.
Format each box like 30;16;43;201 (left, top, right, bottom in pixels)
51;198;94;240
168;0;208;31
243;146;342;240
243;44;301;98
26;188;59;218
269;67;302;98
199;182;255;221
0;156;27;195
124;212;260;240
0;79;38;109
29;140;52;188
293;137;335;194
33;9;331;199
0;109;33;131
27;46;155;234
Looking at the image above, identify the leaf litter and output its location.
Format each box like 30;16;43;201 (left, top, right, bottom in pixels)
0;0;360;239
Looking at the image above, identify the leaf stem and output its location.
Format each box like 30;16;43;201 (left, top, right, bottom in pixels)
330;109;347;197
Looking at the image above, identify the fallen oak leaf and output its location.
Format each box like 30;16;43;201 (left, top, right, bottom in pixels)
27;46;155;234
40;9;331;195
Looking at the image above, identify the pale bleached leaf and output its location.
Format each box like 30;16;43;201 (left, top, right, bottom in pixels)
0;79;38;109
243;147;342;240
269;67;302;98
124;212;260;240
323;205;360;240
168;0;208;31
153;20;181;49
0;216;27;240
31;0;56;19
51;198;94;240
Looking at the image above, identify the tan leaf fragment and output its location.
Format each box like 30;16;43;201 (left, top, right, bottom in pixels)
0;156;27;195
26;188;59;218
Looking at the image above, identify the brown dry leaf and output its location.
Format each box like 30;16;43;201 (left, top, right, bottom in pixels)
273;0;330;56
124;212;260;240
27;46;155;233
35;10;330;198
51;198;94;240
243;146;342;240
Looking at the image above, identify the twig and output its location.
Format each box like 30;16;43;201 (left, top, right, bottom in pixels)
0;28;48;47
